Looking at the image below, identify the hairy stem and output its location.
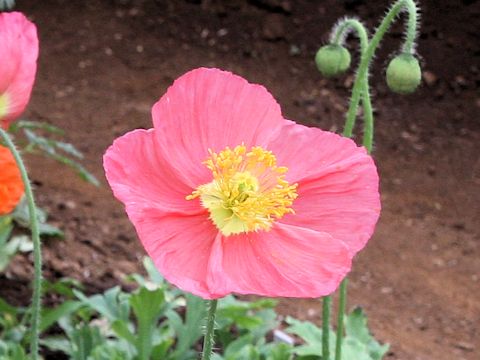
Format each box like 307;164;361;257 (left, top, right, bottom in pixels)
334;279;348;360
322;296;332;360
341;0;419;137
0;128;42;359
361;78;374;152
201;299;218;360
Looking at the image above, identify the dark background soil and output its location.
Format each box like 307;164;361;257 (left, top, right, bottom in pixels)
2;0;479;359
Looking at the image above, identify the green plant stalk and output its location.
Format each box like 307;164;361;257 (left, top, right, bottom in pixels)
342;0;419;137
334;279;347;360
361;78;374;152
0;128;42;359
330;18;370;360
326;2;418;359
322;296;332;360
201;299;218;360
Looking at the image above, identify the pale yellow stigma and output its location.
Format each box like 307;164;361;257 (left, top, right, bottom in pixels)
0;94;9;119
187;145;298;236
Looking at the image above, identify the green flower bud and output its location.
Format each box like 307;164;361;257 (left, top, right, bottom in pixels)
315;44;351;78
386;53;421;94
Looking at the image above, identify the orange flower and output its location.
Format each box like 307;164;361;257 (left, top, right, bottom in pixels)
0;145;24;215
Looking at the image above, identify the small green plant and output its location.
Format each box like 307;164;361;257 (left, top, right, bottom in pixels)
0;258;388;359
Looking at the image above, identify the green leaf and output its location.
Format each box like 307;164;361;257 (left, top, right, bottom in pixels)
169;294;206;358
13;120;64;135
70;325;104;360
41;336;72;354
143;257;164;284
22;128;99;186
40;300;83;333
224;334;254;358
74;286;130;322
12;198;64;237
151;338;174;360
111;320;136;345
345;307;370;343
54;141;84;159
0;298;19;316
0;235;32;272
262;342;293;360
130;287;166;360
286;316;334;357
42;277;84;298
345;307;389;360
0;216;13;245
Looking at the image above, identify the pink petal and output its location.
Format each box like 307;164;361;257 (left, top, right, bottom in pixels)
103;129;203;215
206;223;351;298
268;122;381;255
151;68;285;185
129;208;218;298
0;12;38;128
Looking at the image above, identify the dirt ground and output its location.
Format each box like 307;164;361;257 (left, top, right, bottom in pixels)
2;0;479;359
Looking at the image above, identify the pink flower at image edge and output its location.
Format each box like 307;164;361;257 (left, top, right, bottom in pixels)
0;12;39;129
103;68;381;299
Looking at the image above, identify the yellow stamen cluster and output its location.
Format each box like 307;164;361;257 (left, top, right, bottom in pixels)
187;145;298;236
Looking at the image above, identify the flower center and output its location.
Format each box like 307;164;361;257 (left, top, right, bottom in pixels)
187;145;297;236
0;94;8;119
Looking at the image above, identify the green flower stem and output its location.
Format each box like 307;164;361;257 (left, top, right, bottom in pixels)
334;279;348;360
0;128;41;360
201;299;218;360
361;78;374;152
342;0;419;138
331;18;369;50
326;3;418;358
322;296;332;360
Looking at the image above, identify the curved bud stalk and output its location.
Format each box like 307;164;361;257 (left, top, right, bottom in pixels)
316;2;421;360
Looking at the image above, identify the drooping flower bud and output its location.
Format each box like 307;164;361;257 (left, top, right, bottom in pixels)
386;53;421;94
315;44;351;78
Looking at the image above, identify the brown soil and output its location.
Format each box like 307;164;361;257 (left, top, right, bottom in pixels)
2;0;479;359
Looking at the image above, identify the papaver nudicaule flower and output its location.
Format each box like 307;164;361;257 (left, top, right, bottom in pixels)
104;68;380;299
0;145;24;215
0;12;38;129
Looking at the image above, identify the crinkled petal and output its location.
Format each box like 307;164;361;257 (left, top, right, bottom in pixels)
0;12;38;128
151;68;285;185
104;129;202;215
206;223;351;298
268;122;381;255
129;209;218;298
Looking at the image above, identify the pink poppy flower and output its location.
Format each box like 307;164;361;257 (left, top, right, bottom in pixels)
0;12;39;129
104;68;380;299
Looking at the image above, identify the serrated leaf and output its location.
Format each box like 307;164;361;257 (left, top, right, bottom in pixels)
169;294;206;358
345;307;390;360
286;316;335;357
130;286;166;360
